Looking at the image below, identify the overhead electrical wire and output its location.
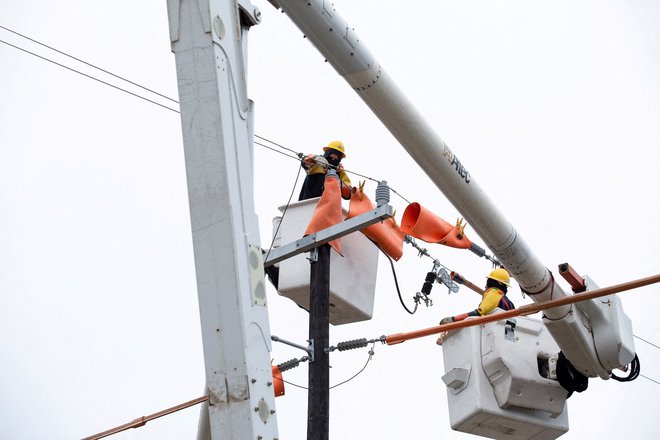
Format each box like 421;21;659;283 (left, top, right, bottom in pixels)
0;37;180;113
0;24;178;104
329;342;376;390
632;335;660;385
255;136;412;205
635;334;660;351
641;374;660;386
264;157;303;264
255;134;301;157
1;26;414;206
272;341;378;392
254;140;301;161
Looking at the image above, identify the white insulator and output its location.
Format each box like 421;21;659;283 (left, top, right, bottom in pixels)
375;180;390;206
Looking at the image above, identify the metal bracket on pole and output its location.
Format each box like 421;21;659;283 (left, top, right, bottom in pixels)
308;247;319;263
237;0;262;26
263;204;394;267
271;335;315;363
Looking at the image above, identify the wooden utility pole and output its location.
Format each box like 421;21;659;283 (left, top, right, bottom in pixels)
307;244;331;440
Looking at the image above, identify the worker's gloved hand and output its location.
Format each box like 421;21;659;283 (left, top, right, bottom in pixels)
313;155;329;168
439;317;455;326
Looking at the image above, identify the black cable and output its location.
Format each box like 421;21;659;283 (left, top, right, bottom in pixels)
381;248;416;315
0;38;180;113
611;353;640;382
264;159;303;264
0;24;179;104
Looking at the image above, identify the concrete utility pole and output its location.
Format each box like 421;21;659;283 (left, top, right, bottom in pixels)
167;1;278;439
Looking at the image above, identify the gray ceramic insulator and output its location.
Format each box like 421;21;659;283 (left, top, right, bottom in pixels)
375;180;390;206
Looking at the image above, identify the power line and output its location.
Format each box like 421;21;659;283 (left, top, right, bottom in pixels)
0;24;179;104
0;37;180;113
635;334;660;351
255;134;301;157
264;158;303;264
254;138;413;205
1;28;414;205
330;342;376;389
641;374;660;386
272;342;378;392
255;140;300;161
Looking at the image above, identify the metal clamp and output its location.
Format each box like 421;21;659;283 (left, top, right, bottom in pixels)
271;335;315;363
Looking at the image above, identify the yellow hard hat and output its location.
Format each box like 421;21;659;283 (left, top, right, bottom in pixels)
323;140;346;158
487;268;511;286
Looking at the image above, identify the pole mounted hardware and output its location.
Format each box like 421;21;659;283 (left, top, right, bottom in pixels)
271;335;315;363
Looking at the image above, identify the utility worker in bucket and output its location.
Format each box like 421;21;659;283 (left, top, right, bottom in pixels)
298;140;352;201
439;268;515;325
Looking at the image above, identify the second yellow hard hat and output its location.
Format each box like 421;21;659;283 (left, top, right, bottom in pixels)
487;268;511;286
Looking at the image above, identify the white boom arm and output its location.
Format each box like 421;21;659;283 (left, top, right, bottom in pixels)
271;0;634;380
168;1;278;439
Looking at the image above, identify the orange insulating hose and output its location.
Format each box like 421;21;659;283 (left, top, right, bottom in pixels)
400;203;473;249
304;173;343;255
346;188;405;260
386;273;660;345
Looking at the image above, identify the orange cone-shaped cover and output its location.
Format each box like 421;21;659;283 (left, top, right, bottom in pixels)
347;188;405;261
400;202;473;249
304;173;343;255
272;365;285;397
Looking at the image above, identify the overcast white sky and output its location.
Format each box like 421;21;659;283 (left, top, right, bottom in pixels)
2;0;660;439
